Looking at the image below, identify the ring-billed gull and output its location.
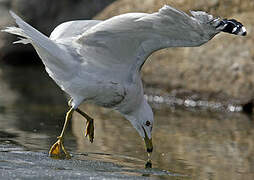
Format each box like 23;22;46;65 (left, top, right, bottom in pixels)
2;5;246;167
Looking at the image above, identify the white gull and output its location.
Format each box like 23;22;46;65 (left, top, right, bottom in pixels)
2;5;247;166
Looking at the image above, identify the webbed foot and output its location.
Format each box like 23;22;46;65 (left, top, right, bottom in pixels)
85;117;94;143
49;136;71;159
76;108;95;143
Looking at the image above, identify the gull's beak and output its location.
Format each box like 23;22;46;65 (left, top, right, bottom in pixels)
144;136;153;153
143;127;153;168
143;127;153;153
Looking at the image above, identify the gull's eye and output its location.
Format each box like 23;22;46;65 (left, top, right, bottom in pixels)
145;121;151;126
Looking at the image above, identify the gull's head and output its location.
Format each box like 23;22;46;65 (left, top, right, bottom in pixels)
216;18;247;36
124;99;154;141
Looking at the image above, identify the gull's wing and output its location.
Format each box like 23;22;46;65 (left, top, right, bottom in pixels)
50;20;101;41
75;5;246;76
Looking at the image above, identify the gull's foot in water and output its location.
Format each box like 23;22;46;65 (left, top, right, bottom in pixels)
85;118;94;143
49;137;71;159
145;160;152;168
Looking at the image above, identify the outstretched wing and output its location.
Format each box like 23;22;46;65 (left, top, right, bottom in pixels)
75;5;221;74
70;5;245;81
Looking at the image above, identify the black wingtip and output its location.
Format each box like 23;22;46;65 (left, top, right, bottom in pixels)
242;30;247;36
216;18;247;36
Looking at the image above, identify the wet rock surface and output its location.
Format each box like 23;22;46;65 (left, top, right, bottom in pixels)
0;143;151;180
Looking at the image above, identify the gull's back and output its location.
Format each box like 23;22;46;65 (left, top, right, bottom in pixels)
50;20;101;41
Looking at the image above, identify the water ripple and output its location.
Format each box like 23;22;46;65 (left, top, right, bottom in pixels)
145;94;242;112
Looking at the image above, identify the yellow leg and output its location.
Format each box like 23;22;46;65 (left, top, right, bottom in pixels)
144;133;153;168
76;108;94;143
49;107;74;159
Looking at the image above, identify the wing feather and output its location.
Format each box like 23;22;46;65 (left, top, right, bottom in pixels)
75;5;219;74
50;20;101;41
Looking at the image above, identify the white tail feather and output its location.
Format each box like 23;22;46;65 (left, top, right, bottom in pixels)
2;26;28;38
14;37;31;44
2;11;75;75
2;27;31;44
7;11;59;53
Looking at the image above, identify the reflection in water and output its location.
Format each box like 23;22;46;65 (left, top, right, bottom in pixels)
1;63;254;179
0;63;68;151
73;104;254;180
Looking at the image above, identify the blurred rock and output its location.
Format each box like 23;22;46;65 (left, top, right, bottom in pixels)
0;0;116;63
95;0;254;104
95;0;254;19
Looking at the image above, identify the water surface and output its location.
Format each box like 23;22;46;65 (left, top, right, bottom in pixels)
0;64;254;179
